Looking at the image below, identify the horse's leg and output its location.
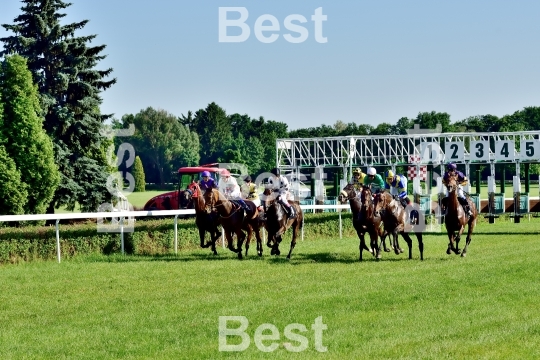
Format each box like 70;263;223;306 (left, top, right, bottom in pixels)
225;229;237;253
198;227;208;248
235;228;246;260
392;230;401;255
286;223;298;259
254;227;263;257
461;218;476;257
454;225;465;255
272;235;282;256
400;232;413;259
416;232;424;261
370;230;380;259
244;225;252;258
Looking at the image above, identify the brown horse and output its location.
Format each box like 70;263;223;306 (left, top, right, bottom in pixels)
338;184;388;260
374;191;424;260
204;188;263;259
263;188;303;259
444;176;477;257
190;184;221;255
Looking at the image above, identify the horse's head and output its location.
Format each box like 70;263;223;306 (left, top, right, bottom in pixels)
360;186;373;209
446;175;458;193
179;189;193;209
203;188;221;214
338;184;357;204
374;191;391;216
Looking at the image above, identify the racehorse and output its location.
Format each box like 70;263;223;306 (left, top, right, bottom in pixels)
190;183;221;255
262;188;303;259
444;175;477;257
338;184;388;260
374;191;424;260
204;188;263;259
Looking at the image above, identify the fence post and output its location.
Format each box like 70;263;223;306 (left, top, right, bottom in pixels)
174;215;178;254
120;217;124;254
339;209;342;239
56;219;61;263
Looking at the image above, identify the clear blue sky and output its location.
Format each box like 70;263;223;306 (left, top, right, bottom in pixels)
1;0;540;130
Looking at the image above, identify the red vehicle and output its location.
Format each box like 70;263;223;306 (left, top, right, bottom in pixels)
143;164;223;211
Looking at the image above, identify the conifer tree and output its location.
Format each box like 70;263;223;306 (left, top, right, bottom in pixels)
0;54;58;214
1;0;116;212
132;156;146;192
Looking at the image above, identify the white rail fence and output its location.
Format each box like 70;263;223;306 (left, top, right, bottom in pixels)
0;205;351;263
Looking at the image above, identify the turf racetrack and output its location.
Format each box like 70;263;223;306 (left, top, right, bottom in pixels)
1;220;540;359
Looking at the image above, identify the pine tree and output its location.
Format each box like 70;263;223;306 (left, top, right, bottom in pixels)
1;0;116;212
132;156;146;192
0;55;58;214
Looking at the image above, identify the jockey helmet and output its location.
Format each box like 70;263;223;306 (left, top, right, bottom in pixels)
446;162;457;171
221;169;231;177
244;175;252;182
201;171;211;177
353;168;362;176
385;170;394;179
367;167;376;176
271;168;280;176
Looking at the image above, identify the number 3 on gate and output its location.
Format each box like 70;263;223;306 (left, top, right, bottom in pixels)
469;141;490;161
520;140;540;161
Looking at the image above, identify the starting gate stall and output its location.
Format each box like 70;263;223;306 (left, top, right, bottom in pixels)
277;128;540;226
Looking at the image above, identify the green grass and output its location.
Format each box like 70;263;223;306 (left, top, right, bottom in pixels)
1;220;540;359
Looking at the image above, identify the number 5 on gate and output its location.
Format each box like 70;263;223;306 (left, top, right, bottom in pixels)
520;140;540;161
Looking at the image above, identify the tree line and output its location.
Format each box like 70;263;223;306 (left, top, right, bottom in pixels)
1;1;540;217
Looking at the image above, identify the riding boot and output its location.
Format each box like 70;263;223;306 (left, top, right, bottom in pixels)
465;205;472;217
288;205;297;219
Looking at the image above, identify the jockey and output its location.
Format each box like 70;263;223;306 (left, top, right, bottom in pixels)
442;162;472;216
241;175;261;208
218;169;249;211
384;170;411;209
199;170;217;194
363;167;385;194
348;168;365;191
268;167;296;219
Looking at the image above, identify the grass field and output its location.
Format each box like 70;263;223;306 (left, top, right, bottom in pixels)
1;220;540;359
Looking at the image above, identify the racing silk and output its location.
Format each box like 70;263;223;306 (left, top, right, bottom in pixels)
241;182;259;201
443;171;468;186
199;177;217;192
364;174;385;192
385;175;408;198
241;182;261;207
347;173;365;190
268;175;293;201
218;176;241;199
443;171;468;199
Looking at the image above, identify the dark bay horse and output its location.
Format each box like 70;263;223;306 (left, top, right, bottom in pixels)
204;188;263;259
444;176;477;257
263;189;303;259
374;191;424;260
338;184;387;260
190;183;221;255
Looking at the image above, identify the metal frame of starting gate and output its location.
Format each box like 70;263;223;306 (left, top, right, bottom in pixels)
276;128;540;223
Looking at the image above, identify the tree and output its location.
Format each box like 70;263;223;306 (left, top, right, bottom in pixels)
0;146;27;215
118;107;199;188
0;55;58;214
1;0;116;212
413;111;454;133
0;94;27;215
180;102;232;164
132;156;145;192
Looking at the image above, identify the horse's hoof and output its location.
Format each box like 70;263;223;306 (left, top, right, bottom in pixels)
399;248;404;253
238;253;243;260
461;252;467;257
384;248;391;252
376;254;382;259
258;252;263;257
446;248;452;255
266;242;272;248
